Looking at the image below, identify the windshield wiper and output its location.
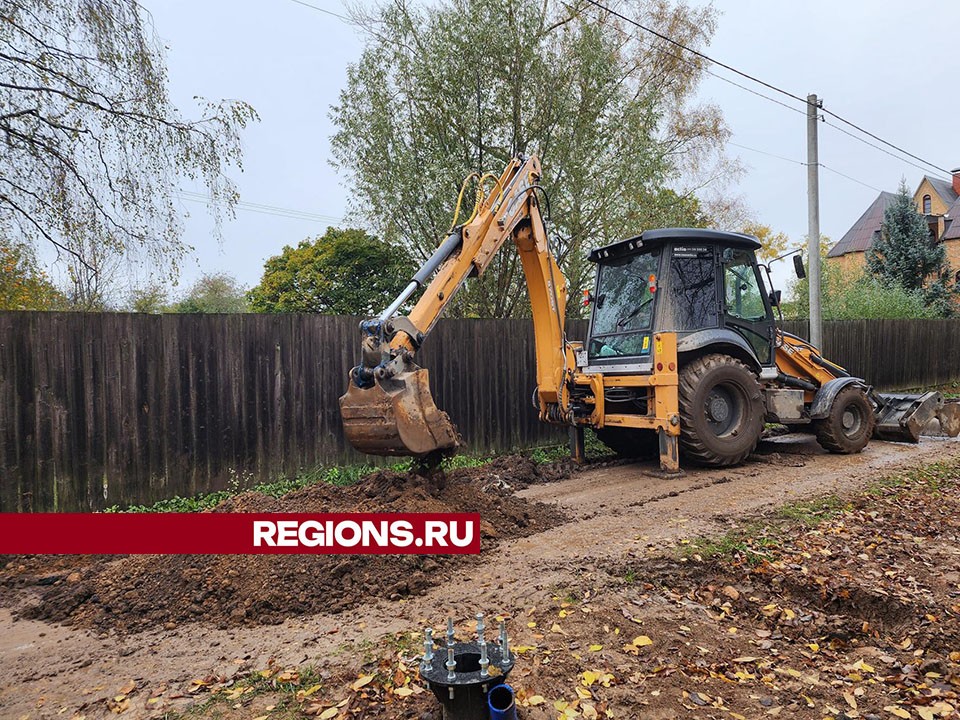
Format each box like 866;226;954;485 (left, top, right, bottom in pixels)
615;296;654;329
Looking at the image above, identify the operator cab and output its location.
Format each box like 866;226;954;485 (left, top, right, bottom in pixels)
584;228;777;375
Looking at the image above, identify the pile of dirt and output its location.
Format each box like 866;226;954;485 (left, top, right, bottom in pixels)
3;456;568;633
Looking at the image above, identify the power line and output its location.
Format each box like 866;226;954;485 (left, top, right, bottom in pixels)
705;72;806;116
727;141;804;166
179;190;344;223
584;0;952;181
583;0;807;106
821;119;943;179
819;108;952;178
285;0;350;23
584;2;806;117
819;164;883;193
176;191;344;224
727;141;884;193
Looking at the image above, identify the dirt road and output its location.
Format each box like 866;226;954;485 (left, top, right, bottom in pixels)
2;434;959;719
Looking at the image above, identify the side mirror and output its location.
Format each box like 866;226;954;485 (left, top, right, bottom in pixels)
793;254;806;279
768;289;782;307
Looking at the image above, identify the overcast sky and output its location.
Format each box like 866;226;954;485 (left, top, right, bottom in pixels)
144;0;959;299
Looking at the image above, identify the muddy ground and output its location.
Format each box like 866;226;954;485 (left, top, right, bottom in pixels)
3;456;568;633
1;434;959;719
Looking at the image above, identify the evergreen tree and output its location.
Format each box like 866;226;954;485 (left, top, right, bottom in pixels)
866;181;950;297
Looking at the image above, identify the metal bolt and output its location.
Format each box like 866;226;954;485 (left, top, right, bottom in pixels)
476;613;485;645
446;617;455;647
446;646;456;682
500;620;511;665
479;638;489;678
422;628;434;669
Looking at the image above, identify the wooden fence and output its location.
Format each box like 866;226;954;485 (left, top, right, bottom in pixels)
0;313;588;512
1;313;958;512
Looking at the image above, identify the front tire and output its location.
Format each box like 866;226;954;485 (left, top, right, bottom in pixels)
678;354;764;466
815;385;875;454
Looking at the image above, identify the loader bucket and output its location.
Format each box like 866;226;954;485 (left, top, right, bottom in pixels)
339;366;461;456
873;391;960;443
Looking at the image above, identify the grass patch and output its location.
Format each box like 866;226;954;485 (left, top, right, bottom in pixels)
105;461;404;513
107;427;617;514
165;664;328;719
682;457;960;566
775;495;847;526
683;522;781;566
529;429;616;464
864;459;960;497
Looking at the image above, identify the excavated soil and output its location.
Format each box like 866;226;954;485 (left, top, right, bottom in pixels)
1;455;569;633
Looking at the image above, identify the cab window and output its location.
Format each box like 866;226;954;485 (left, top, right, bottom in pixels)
588;250;659;359
723;250;766;321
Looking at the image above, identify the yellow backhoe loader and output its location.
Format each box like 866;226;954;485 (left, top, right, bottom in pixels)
340;154;960;472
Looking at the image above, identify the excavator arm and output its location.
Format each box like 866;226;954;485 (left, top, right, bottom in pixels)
339;154;573;457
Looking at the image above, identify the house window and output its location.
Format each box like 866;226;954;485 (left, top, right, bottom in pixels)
923;194;932;214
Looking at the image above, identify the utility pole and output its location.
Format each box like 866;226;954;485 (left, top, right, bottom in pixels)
806;93;823;349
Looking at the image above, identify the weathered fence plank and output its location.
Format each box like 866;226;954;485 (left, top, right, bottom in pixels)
0;313;957;512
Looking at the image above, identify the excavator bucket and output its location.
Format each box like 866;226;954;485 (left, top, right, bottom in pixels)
873;391;960;443
339;366;461;456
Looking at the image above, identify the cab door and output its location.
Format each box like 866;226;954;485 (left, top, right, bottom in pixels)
721;248;775;366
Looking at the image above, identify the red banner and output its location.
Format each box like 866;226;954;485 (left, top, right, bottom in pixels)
0;513;481;554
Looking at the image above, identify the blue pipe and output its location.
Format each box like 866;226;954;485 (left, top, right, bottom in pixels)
488;684;517;720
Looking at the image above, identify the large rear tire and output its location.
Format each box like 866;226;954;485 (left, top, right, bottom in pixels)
678;354;764;466
815;385;875;454
595;427;658;459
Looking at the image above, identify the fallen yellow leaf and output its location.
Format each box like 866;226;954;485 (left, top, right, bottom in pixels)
350;675;374;692
394;687;414;697
632;635;653;647
318;707;339;720
526;695;545;706
883;706;910;719
588;644;603;652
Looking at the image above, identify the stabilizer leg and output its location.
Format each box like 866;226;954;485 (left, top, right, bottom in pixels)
656;430;683;477
569;426;586;465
